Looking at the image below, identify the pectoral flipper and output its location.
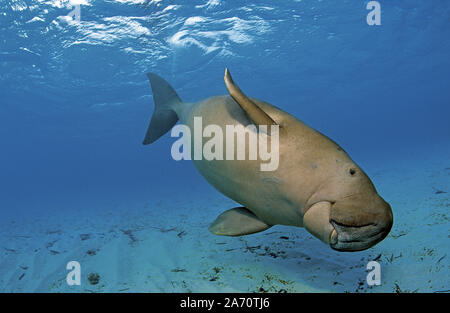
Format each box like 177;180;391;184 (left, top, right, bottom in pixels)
209;207;271;236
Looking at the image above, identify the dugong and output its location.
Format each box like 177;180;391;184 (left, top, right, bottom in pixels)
143;69;393;252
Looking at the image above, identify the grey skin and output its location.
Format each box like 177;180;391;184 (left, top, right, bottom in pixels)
143;69;393;252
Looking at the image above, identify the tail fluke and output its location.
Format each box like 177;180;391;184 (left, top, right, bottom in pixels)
143;73;182;145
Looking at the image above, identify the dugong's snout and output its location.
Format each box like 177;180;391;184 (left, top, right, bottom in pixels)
329;195;393;252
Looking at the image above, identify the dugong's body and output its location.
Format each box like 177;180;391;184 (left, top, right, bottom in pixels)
143;69;393;252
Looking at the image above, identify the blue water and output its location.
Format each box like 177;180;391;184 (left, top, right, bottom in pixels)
0;0;449;292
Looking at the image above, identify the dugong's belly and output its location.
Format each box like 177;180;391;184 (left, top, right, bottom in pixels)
181;96;304;227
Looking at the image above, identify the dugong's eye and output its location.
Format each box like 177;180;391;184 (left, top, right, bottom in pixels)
349;168;356;176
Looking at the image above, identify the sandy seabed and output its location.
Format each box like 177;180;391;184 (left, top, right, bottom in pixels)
0;151;448;293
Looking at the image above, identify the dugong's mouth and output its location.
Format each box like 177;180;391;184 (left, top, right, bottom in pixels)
329;220;390;252
302;199;393;252
328;194;393;252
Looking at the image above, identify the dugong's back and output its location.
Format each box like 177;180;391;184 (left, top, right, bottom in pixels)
179;94;342;227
